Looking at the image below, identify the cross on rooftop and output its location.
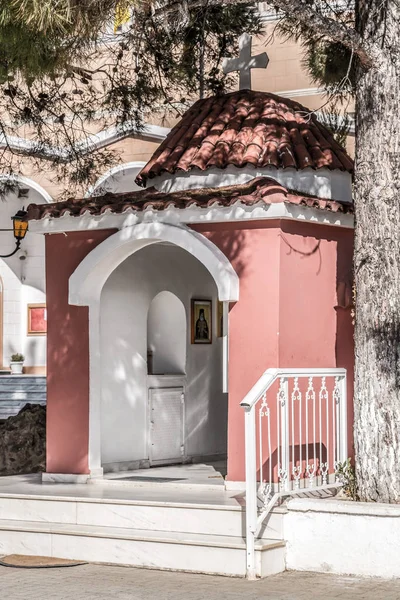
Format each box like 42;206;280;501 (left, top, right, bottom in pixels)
222;33;269;91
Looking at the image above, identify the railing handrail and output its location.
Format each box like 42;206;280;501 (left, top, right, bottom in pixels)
240;367;347;409
241;366;348;579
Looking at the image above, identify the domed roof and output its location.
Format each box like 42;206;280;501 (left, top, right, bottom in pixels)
136;90;353;188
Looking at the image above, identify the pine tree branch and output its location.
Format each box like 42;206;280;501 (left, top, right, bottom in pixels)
268;0;377;68
151;0;380;68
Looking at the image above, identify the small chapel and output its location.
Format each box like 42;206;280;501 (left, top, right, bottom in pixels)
4;30;400;585
26;34;354;489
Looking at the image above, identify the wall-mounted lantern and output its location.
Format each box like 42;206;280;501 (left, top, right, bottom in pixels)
0;209;28;258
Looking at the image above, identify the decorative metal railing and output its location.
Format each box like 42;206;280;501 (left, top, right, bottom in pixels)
240;368;347;579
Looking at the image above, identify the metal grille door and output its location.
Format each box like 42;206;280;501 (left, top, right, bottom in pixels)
149;387;184;464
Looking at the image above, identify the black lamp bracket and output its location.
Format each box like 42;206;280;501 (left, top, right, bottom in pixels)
0;239;22;258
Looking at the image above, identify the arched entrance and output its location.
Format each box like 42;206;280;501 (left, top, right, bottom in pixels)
69;223;239;477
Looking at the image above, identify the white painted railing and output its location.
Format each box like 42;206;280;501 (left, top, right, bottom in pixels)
240;368;347;579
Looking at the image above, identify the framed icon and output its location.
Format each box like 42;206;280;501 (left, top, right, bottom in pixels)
191;299;212;344
27;304;47;335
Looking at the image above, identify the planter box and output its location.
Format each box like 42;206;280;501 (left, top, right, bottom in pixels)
10;362;24;375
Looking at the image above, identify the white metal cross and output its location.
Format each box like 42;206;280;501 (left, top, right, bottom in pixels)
222;33;269;90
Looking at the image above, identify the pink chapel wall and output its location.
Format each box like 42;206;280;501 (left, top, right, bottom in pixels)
193;221;354;483
278;220;354;460
45;220;354;479
45;229;116;475
192;222;282;483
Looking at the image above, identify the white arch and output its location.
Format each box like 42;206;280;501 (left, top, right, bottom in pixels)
0;174;53;204
69;222;239;305
67;222;238;478
85;161;146;197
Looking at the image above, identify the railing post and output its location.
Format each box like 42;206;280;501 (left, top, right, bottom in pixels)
244;406;257;580
339;374;348;462
279;377;290;491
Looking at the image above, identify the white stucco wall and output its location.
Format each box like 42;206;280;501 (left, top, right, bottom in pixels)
100;243;227;467
0;190;47;368
285;498;400;578
0;260;22;366
21;284;46;367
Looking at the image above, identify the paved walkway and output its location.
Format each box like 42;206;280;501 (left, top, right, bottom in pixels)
0;564;399;600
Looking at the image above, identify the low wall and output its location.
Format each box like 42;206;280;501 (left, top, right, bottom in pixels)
285;498;400;578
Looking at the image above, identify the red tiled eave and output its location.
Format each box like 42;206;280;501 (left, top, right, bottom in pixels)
135;90;354;187
26;177;353;222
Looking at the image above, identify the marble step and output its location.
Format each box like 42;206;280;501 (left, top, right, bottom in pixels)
0;519;285;577
0;373;46;383
0;391;46;399
0;390;46;399
0;375;46;391
0;493;285;540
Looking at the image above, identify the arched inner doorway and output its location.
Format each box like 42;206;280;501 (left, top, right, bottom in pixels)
99;243;227;472
147;291;187;466
147;291;186;376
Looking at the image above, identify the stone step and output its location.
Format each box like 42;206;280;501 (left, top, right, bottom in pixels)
0;518;285;577
0;390;46;396
0;388;46;395
0;493;285;540
0;377;46;387
0;391;46;399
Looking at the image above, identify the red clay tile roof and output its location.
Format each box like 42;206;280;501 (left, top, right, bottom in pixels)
135;90;353;187
27;177;352;221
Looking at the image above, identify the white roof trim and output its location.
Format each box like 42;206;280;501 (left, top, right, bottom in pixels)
275;87;326;98
0;122;170;162
28;200;354;235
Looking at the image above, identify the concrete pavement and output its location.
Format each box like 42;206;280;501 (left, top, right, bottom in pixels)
0;564;399;600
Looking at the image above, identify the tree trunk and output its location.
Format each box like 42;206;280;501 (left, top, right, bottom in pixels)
353;0;400;502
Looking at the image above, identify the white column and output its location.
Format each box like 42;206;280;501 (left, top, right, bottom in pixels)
87;302;103;477
222;301;229;393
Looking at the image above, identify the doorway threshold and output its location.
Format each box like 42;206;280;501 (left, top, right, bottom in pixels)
92;462;226;490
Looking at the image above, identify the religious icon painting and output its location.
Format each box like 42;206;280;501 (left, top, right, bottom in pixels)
27;303;47;335
191;299;212;344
